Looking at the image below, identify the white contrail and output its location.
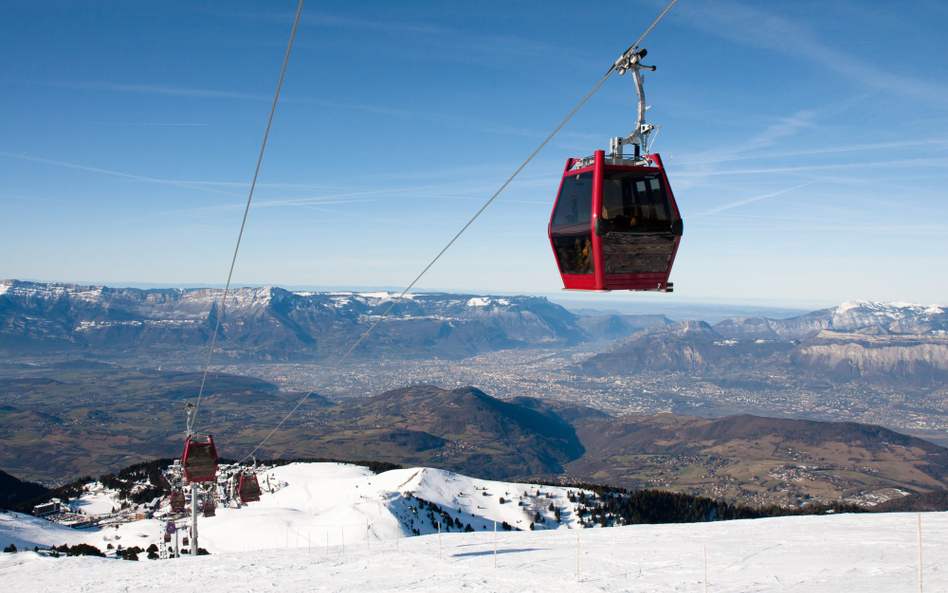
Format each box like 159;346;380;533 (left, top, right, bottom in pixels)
693;182;813;218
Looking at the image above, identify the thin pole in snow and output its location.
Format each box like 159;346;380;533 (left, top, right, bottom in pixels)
576;529;580;584
918;513;923;593
438;521;442;559
703;544;708;593
191;483;199;557
494;521;498;568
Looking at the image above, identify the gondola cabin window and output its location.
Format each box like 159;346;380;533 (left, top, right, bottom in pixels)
601;170;674;232
550;172;594;274
599;168;679;275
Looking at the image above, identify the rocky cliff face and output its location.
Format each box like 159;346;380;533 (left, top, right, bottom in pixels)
715;301;948;340
583;300;948;386
581;320;794;375
790;330;948;382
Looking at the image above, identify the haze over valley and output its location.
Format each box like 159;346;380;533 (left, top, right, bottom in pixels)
3;279;948;511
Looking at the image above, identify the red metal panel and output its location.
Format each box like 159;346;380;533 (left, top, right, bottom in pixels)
590;150;606;291
549;159;596;290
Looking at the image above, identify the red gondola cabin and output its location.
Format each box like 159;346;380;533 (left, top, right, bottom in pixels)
549;150;682;292
170;490;186;512
238;472;261;503
182;434;218;483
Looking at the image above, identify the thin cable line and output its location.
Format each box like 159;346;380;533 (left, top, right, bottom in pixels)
632;0;679;51
237;0;680;462
189;0;305;435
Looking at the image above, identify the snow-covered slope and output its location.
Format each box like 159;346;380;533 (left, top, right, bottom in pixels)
3;509;947;592
0;463;583;555
200;463;583;552
3;462;948;591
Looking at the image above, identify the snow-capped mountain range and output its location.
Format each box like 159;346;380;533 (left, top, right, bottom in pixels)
0;280;653;359
584;300;948;381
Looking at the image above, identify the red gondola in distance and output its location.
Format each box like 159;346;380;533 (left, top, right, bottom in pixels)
170;490;186;512
238;472;261;503
548;47;682;292
182;433;218;483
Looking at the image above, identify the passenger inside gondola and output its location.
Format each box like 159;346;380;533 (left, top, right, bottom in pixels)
550;172;594;275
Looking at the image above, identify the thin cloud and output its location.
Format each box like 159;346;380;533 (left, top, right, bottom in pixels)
748;111;818;149
675;139;948;166
693;183;813;217
41;80;267;101
85;122;208;127
0;152;239;197
675;157;948;178
302;12;452;36
666;0;948;105
35;80;415;118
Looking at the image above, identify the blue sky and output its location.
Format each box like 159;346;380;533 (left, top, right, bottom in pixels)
2;0;946;308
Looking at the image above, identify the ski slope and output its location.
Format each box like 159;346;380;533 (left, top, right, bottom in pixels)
3;511;948;592
0;463;584;554
2;463;947;591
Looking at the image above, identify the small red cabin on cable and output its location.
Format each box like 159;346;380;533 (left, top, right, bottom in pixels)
182;434;218;483
549;150;682;292
203;496;216;517
170;490;186;512
238;472;261;503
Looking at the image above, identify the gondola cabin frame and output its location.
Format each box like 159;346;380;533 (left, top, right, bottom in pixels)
238;472;261;503
181;434;219;483
548;149;682;292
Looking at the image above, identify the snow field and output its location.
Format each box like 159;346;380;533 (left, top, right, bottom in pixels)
4;463;948;591
200;464;581;553
3;511;948;592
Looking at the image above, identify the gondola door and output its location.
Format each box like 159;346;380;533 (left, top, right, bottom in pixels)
549;153;601;290
597;153;681;291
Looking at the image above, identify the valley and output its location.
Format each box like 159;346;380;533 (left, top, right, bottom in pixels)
3;281;948;508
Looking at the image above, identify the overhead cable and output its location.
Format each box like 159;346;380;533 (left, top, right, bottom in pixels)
189;0;306;435
237;0;681;461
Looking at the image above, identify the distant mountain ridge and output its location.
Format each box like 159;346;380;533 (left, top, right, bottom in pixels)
583;300;948;384
714;300;948;340
0;280;659;360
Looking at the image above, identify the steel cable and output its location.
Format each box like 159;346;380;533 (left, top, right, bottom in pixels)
189;0;305;435
236;0;681;462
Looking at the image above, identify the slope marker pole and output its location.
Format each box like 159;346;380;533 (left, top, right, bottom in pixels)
494;521;498;568
917;513;923;593
190;483;199;557
576;529;580;583
703;544;708;593
438;521;442;559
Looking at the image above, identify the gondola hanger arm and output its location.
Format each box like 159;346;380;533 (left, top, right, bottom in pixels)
609;48;659;162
